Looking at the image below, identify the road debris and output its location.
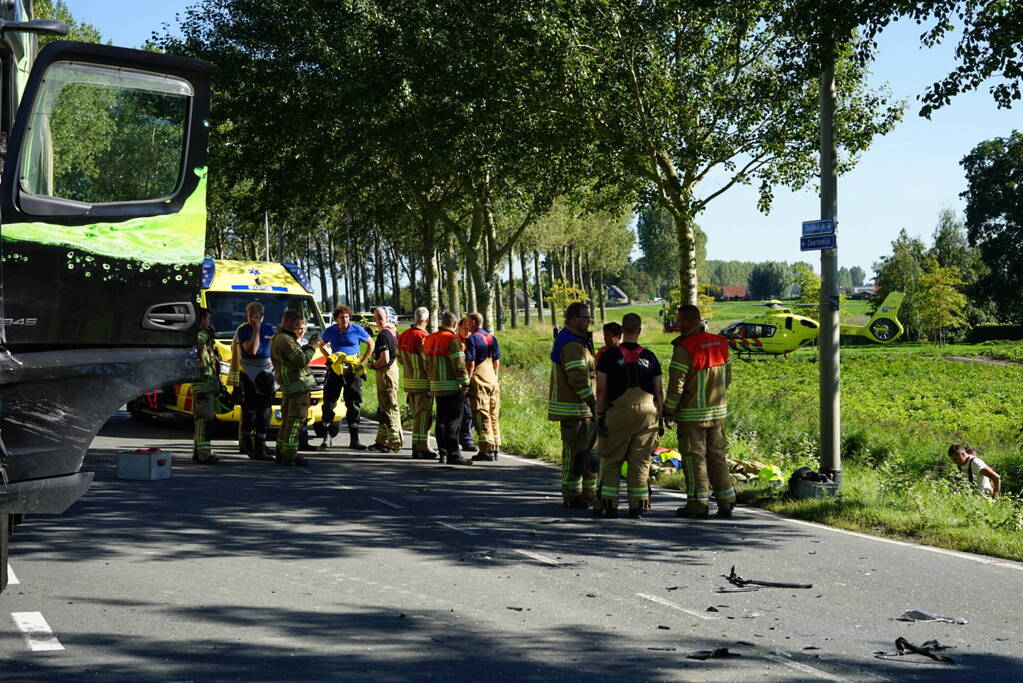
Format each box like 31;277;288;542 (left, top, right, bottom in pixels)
686;647;742;661
706;606;719;612
648;647;676;651
897;609;968;625
723;565;812;589
506;606;524;612
657;625;671;630
875;637;955;665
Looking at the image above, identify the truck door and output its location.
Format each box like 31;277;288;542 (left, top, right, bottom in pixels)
0;41;211;348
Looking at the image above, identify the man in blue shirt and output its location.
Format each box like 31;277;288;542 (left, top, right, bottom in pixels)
316;305;374;449
234;301;277;460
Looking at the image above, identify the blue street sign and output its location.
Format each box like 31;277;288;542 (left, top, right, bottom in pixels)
801;234;837;251
802;219;838;236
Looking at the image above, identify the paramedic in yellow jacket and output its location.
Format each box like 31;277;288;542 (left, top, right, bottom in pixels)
398;307;436;459
663;304;735;518
270;309;317;466
548;302;598;508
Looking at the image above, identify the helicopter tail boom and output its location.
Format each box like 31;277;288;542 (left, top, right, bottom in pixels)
839;292;904;343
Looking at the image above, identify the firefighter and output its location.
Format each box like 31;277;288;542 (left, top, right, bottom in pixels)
368;307;403;453
270;309;317;466
424;311;473;466
549;302;598;508
456;318;479;453
316;305;374;450
593;313;662;517
663;304;735;518
192;307;220;465
594;321;622;364
398;307;437;459
230;301;276;461
465;312;501;462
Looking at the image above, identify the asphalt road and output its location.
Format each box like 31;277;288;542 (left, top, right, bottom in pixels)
2;413;1022;681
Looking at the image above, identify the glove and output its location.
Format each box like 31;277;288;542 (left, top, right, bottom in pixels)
596;413;608;438
585;396;597;415
658;417;666;437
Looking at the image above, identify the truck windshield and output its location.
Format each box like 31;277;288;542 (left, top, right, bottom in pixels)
205;292;323;341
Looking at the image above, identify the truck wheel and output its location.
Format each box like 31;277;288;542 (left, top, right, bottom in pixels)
127;400;149;422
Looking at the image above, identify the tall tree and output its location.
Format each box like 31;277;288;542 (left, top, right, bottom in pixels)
849;266;866;287
549;1;901;304
747;262;791;300
873;229;928;339
915;255;969;344
959;133;1023;323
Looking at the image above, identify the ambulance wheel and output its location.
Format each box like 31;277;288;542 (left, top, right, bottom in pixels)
126;400;149;422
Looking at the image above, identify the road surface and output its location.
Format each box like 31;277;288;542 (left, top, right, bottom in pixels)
2;413;1021;680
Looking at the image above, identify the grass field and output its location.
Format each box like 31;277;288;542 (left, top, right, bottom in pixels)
360;304;1023;561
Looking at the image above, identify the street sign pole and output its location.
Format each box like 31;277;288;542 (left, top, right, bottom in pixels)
819;56;841;487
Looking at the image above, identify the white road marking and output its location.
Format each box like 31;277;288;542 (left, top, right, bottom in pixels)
7;564;19;585
764;654;844;682
11;612;64;652
513;549;560;566
636;593;718;621
370;496;403;509
438;522;478;536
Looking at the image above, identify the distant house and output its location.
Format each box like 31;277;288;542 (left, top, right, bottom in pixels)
721;285;747;300
605;285;629;305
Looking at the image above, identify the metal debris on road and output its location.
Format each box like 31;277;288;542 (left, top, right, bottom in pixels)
507;606;524;612
897;609;968;625
686;647;742;661
657;625;670;630
875;637;955;664
723;565;812;589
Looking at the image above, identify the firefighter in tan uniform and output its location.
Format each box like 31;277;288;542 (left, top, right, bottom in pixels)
424;311;474;466
369;307;403;453
663;304;735;518
398;307;436;459
594;313;662;517
270;309;316;466
465;312;501;462
549;302;598;507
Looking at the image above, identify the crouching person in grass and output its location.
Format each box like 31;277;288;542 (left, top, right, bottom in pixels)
948;444;1001;499
593;313;662;518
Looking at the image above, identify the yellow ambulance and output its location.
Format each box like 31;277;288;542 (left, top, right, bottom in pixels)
130;259;340;431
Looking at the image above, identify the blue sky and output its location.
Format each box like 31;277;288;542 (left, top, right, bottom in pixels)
69;2;1020;277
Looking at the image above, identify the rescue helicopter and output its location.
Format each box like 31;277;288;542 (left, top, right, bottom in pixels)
719;292;905;357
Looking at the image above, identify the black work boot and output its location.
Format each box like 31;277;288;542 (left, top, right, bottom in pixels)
717;502;735;519
676;505;710;519
319;432;333;450
446;451;474;466
348;427;367;451
240;433;254;457
460;441;478;453
471;451;496;462
249;436;274;461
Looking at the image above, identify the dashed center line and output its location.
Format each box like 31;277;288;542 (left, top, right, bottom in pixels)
513;549;560;566
11;612;64;652
370;496;404;509
7;564;19;585
438;522;478;535
636;592;718;620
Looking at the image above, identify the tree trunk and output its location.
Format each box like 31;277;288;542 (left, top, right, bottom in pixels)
599;271;607;323
508;249;517;328
408;254;418;312
360;243;370;311
534;250;544;323
373;238;383;305
424;220;439;332
315;236;328;310
446;240;460;317
520;248;530;326
495;278;504;331
435;249;445;313
389;245;401;312
673;210;700;305
466;266;478;313
328;236;339;309
342;240;351;308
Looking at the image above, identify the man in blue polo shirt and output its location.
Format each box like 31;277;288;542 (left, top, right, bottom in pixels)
316;305;374;450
